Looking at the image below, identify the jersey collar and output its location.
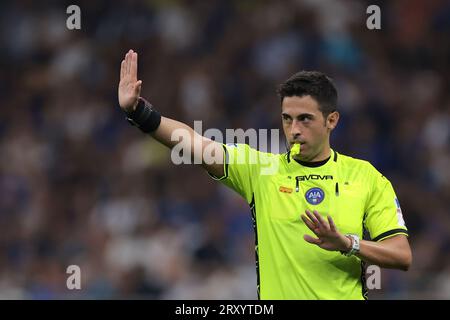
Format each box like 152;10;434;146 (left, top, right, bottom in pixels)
285;149;338;169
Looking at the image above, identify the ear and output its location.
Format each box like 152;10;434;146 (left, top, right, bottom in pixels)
327;111;340;130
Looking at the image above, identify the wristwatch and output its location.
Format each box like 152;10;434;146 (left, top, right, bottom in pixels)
341;234;360;257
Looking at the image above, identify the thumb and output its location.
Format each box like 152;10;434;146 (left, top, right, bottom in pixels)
304;234;322;245
134;80;142;95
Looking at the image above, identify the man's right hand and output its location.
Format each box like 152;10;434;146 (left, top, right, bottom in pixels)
118;49;142;113
117;50;224;178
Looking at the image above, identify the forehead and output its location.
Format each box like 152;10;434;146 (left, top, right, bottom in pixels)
281;95;321;116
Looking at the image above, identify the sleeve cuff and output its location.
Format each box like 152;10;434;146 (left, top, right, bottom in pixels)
372;228;409;242
207;144;229;181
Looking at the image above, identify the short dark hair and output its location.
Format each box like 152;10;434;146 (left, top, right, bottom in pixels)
277;71;338;116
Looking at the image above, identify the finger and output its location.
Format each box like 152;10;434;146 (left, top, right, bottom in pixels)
125;51;131;75
128;51;133;76
313;210;330;232
134;80;142;95
120;60;125;80
131;52;138;81
305;210;319;227
328;216;337;233
301;214;319;235
124;53;128;76
304;234;322;245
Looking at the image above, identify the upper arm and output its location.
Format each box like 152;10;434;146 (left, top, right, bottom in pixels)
364;167;408;242
151;117;225;176
379;234;410;250
206;143;259;203
379;234;412;267
200;139;225;178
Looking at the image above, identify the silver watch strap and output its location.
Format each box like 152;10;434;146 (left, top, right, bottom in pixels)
344;234;360;256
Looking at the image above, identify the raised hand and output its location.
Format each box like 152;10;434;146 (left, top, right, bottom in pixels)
118;49;142;113
301;210;351;252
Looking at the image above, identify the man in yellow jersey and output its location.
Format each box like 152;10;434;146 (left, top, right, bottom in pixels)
118;49;412;300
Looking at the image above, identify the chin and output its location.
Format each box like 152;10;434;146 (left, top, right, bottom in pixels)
298;154;310;161
299;150;315;160
294;151;308;160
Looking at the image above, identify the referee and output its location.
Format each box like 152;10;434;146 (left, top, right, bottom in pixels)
118;50;412;300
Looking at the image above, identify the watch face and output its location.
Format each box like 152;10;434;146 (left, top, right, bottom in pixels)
352;235;360;251
345;234;360;256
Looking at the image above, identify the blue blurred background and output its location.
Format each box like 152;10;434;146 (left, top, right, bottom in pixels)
0;0;449;299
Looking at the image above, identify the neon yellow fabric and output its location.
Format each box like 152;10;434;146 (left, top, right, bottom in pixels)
210;144;408;300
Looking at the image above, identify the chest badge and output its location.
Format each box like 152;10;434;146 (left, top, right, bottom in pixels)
305;187;325;205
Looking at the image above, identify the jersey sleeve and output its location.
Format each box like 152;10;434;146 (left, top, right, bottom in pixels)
208;143;259;204
364;166;409;242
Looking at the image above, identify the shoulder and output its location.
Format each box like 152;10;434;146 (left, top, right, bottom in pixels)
223;143;281;164
336;152;383;178
337;152;372;168
336;153;393;197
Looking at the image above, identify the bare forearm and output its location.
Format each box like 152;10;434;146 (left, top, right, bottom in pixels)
150;116;224;176
356;237;412;271
150;116;195;149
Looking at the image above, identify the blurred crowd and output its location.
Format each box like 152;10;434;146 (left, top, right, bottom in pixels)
0;0;449;299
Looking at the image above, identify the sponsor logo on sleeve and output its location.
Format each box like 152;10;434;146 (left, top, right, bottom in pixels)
395;198;406;227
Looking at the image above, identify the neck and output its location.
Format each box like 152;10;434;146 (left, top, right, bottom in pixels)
294;145;331;163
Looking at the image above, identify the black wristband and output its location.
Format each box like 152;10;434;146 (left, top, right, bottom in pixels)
125;97;161;133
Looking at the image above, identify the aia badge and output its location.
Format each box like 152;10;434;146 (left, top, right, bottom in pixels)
305;187;325;205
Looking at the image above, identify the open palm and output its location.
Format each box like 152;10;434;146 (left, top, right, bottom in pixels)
118;49;142;113
301;210;350;252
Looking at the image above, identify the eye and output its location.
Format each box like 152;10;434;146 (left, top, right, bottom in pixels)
298;115;313;122
282;115;292;122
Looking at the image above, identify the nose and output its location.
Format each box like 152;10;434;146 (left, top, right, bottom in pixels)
290;119;302;139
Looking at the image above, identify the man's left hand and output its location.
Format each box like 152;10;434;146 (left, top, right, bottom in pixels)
301;210;352;252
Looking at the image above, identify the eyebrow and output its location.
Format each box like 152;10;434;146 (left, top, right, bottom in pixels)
281;112;315;119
